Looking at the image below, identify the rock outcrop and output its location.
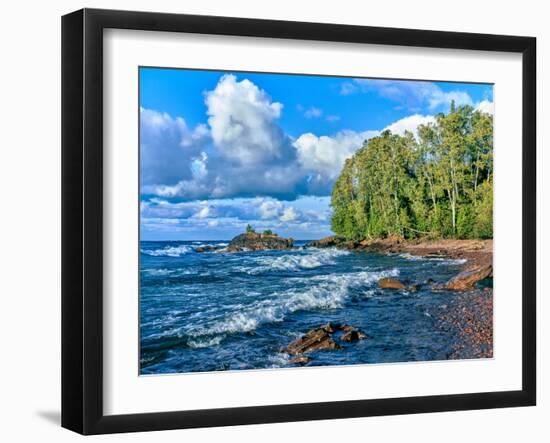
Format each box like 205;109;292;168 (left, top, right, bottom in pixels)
283;325;340;355
195;245;222;253
441;263;493;291
226;232;293;252
305;236;346;248
283;323;368;365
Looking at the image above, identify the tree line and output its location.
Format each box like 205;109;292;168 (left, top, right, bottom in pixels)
330;104;493;241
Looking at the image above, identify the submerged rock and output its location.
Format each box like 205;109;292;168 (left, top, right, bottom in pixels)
289;355;311;365
341;329;369;342
378;278;419;292
378;278;407;290
226;232;293;252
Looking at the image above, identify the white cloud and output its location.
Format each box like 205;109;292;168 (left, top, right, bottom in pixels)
427;89;473;110
326;115;341;122
258;199;283;219
205;74;288;165
340;82;358;95
293;129;379;181
343;79;473;112
280;206;298;222
475;100;494;115
304;107;323;118
384;114;435;137
140;108;210;186
193;205;211;219
142;75;485;203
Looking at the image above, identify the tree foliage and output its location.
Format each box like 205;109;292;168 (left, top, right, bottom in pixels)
330;106;493;240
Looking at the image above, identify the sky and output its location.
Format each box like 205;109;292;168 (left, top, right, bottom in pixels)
140;67;493;241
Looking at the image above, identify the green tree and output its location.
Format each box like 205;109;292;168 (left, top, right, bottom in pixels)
330;106;493;241
245;224;255;233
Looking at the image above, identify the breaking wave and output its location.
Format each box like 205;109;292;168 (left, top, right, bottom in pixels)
398;252;467;265
246;248;350;274
141;245;192;257
184;268;399;346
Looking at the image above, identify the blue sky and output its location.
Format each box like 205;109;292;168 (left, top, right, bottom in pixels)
140;67;493;240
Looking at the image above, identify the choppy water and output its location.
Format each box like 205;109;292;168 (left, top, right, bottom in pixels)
140;240;472;374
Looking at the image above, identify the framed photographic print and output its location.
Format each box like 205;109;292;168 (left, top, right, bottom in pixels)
62;8;536;434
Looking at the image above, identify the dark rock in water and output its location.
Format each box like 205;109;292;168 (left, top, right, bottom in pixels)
226;232;293;252
283;327;340;355
320;322;340;333
283;323;369;359
289;355;311;365
305;236;346;248
441;263;493;291
195;245;221;253
341;329;368;342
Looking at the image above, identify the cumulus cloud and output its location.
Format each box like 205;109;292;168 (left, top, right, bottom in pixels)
342;79;473;112
258;199;283;219
142;75;481;205
192;205;211;219
293;129;378;183
384;114;435;137
140;108;210;186
144;75;306;200
475;100;494;115
280;206;299;222
428;89;473;110
205;74;290;166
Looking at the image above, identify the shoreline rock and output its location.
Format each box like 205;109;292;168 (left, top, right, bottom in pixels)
226;232;293;252
439;263;493;291
283;323;368;365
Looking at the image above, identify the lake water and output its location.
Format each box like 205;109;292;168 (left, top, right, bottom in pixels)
140;240;474;374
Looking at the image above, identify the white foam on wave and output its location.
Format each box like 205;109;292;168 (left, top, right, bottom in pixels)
141;245;192;257
437;258;467;266
247;247;350;274
185;267;399;344
398;252;467;266
141;268;174;276
187;335;224;349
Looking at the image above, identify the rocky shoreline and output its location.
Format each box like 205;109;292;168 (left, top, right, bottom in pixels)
283;235;494;364
196;232;493;363
307;236;493;291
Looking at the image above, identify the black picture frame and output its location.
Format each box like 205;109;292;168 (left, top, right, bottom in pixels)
62;8;536;435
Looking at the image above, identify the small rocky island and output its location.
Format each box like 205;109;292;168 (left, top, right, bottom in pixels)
195;226;293;253
226;226;293;252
